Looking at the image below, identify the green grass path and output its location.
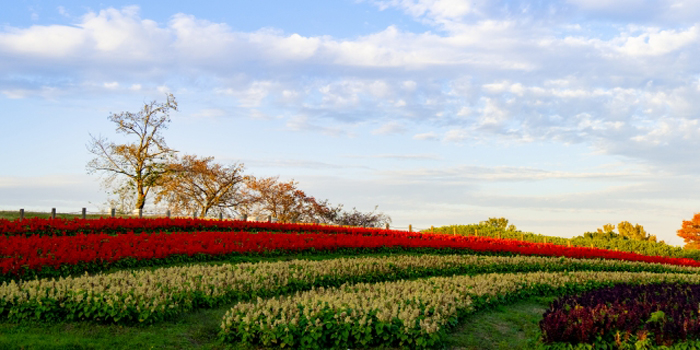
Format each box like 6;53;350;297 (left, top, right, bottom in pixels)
0;296;553;350
443;296;553;350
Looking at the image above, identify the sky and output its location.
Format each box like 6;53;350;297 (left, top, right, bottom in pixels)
1;0;700;245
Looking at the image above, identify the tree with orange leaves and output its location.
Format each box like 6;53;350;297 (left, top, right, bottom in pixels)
155;155;247;217
243;176;321;223
678;213;700;249
243;176;391;227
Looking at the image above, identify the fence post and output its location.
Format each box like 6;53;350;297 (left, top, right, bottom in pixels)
82;208;86;220
409;224;412;232
51;208;56;220
166;210;171;218
111;208;116;218
138;208;143;219
19;209;24;222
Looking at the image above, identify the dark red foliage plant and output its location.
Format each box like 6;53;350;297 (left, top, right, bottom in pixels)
540;283;700;346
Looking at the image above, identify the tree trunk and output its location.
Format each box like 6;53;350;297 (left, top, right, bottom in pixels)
136;184;146;210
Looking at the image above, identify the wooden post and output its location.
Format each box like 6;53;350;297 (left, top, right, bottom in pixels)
110;208;116;218
82;208;86;220
19;209;24;222
51;208;56;220
166;210;171;218
409;224;412;232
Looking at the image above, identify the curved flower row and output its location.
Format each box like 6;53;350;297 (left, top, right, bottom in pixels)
3;230;700;280
220;271;700;349
0;217;389;237
2;254;698;325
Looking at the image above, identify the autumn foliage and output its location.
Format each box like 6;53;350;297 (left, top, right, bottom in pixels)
155;155;247;217
677;213;700;249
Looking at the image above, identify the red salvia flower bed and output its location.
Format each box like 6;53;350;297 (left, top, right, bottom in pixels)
0;217;393;237
2;228;699;279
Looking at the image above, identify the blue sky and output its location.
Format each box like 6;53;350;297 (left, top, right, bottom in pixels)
2;0;700;245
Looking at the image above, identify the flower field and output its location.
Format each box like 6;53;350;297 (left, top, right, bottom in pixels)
2;217;700;349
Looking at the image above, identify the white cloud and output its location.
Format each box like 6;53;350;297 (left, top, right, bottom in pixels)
402;80;417;91
372;121;408;135
0;25;85;57
413;132;439;140
58;6;69;17
286;115;346;136
566;0;648;13
456;106;471;116
103;82;119;89
443;128;470;142
616;25;699;56
382;164;645;182
476;97;509;127
237;81;275;108
1;89;29;99
365;0;485;24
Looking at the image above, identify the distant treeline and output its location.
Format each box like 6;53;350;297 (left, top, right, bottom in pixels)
429;218;700;261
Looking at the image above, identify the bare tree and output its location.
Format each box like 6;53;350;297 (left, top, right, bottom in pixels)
87;94;178;210
155;155;247;217
333;205;392;228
